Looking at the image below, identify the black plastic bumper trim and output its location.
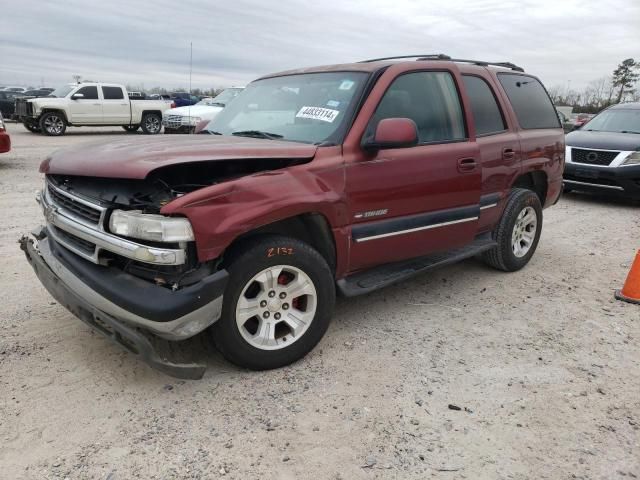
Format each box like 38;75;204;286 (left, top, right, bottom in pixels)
48;236;228;323
20;236;206;379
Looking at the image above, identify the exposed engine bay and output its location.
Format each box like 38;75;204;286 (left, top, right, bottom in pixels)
47;157;308;212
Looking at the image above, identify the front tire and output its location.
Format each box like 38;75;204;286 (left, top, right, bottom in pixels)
140;113;162;134
39;112;66;136
481;188;543;272
212;235;335;370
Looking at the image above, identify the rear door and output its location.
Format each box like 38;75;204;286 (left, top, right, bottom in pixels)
101;86;130;124
460;73;521;232
68;86;102;123
345;69;482;271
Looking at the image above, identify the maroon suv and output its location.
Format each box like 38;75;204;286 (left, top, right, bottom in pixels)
21;54;564;378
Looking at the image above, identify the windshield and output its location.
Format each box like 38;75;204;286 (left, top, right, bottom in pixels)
206;88;243;106
205;72;368;144
49;85;75;98
583;108;640;133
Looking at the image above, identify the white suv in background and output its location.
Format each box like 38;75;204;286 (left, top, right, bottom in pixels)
162;87;244;133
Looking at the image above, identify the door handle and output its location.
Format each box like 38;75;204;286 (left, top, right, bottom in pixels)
503;148;516;160
92;103;101;106
457;157;477;172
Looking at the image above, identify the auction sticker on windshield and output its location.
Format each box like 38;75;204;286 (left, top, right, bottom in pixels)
296;106;340;123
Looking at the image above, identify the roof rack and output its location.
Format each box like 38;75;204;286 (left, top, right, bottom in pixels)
358;54;524;72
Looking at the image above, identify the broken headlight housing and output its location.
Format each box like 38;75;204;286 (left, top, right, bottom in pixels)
109;210;194;242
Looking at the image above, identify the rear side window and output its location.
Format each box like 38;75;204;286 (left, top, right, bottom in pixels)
371;71;466;143
102;86;124;100
76;86;98;100
497;74;560;129
462;75;506;135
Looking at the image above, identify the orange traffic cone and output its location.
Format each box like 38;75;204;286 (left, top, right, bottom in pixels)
615;251;640;305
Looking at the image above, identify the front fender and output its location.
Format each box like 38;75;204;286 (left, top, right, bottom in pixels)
30;99;68;117
161;164;348;263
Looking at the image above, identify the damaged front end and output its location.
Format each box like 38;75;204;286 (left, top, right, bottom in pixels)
20;172;236;379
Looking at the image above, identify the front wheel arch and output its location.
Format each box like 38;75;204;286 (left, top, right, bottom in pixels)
221;213;338;274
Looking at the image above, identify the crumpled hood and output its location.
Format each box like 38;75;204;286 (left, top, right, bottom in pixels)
40;135;318;179
566;130;640;151
164;104;224;119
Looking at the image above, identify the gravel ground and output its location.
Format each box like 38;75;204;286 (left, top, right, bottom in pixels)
1;122;639;480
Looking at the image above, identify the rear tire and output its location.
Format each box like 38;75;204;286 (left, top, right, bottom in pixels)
122;125;139;133
212;235;335;370
481;188;543;272
39;112;66;136
140;113;162;134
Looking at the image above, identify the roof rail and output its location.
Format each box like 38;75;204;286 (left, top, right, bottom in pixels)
359;54;524;72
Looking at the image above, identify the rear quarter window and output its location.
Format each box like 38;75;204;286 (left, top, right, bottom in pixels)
497;74;560;129
462;75;506;136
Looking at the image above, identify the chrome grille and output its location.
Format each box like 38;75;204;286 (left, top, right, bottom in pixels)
163;115;184;128
47;182;102;225
571;148;619;166
50;225;96;255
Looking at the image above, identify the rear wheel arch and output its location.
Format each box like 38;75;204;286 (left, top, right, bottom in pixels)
221;213;337;274
141;109;162;118
512;170;548;206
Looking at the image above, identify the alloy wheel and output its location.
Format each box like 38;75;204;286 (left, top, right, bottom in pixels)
43;115;64;134
235;265;317;350
511;206;537;257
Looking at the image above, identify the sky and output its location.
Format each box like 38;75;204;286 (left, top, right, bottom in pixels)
1;0;639;92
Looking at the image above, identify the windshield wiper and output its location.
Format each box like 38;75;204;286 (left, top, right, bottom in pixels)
232;130;283;140
620;130;640;134
199;130;223;135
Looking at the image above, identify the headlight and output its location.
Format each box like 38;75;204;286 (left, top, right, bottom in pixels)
622;151;640;165
109;210;194;242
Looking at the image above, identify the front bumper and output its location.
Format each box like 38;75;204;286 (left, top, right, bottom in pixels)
20;229;229;379
564;163;640;199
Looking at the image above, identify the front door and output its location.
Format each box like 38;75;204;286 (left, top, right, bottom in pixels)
68;85;102;123
346;70;481;272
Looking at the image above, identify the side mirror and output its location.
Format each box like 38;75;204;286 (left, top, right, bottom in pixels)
71;93;84;100
362;118;418;150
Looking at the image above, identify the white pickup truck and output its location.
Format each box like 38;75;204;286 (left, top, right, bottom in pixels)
15;83;167;136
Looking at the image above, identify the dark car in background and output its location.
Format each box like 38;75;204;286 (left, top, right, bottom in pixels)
23;89;54;97
170;92;199;107
564;102;640;199
0;91;25;118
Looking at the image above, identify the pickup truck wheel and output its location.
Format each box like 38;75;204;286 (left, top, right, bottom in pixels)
481;188;542;272
23;121;41;133
213;235;335;370
122;125;139;133
141;113;162;134
39;112;66;136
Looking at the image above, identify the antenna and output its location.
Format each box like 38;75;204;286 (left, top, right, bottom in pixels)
188;42;193;134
